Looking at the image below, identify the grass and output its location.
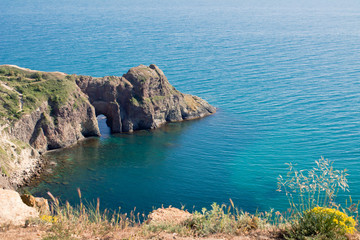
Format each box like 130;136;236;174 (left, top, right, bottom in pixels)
0;146;10;176
277;157;350;216
41;190;143;240
12;139;30;150
130;97;140;106
0;65;87;177
0;65;84;123
1;166;8;176
42;194;272;239
185;202;262;236
138;75;147;84
0;84;21;121
146;95;166;102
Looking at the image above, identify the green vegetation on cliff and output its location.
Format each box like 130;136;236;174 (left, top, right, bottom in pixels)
0;65;94;180
0;65;82;122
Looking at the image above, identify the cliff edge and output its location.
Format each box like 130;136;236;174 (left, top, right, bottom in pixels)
0;64;215;188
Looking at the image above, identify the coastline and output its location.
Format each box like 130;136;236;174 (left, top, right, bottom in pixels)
0;64;216;190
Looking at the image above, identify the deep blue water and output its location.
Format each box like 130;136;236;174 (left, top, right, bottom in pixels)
1;0;360;214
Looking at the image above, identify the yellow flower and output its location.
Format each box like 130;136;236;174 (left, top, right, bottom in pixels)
310;207;357;234
40;215;58;223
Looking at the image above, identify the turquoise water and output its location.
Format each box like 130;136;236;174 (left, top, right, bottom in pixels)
2;0;360;214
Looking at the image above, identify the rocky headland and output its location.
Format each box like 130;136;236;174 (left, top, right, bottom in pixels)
76;64;215;133
0;64;215;190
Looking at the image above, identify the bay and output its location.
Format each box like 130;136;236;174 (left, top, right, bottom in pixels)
1;0;360;214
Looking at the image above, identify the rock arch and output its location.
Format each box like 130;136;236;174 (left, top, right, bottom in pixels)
75;64;216;133
92;101;121;133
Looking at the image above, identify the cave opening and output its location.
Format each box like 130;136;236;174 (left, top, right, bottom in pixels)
97;114;111;138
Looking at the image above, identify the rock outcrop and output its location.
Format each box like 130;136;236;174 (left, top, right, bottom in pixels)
0;189;39;226
76;64;216;132
9;96;100;154
0;64;215;188
0;65;100;187
21;194;50;215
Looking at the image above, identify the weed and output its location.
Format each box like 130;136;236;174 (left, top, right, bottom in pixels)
184;202;264;237
277;157;349;217
43;189;142;240
278;157;358;239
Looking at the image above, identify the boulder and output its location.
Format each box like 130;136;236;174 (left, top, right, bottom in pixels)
21;194;50;215
148;207;192;225
0;189;38;226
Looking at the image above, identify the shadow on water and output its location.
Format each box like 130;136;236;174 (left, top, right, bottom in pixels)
21;110;270;215
22;115;225;214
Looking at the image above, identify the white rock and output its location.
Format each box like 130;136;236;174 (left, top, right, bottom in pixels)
0;189;39;226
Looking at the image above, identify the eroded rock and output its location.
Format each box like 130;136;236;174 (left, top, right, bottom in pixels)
10;96;100;153
76;64;216;133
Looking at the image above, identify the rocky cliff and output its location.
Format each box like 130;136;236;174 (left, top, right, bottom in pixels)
0;64;215;188
76;64;216;132
0;65;100;187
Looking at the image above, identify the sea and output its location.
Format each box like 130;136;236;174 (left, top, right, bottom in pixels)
1;0;360;214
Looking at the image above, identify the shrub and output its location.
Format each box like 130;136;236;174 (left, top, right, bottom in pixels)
30;72;42;81
188;203;237;236
285;208;348;240
278;158;358;239
311;207;356;234
185;202;264;236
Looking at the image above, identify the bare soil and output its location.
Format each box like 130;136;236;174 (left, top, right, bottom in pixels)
0;225;284;240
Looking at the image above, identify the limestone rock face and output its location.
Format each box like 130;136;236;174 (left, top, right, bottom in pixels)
0;189;38;226
76;64;216;132
1;88;100;188
0;175;13;190
10;94;100;154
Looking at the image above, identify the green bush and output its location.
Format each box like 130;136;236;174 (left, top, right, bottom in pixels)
284;209;347;240
188;203;236;236
185;202;262;236
30;72;42;81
